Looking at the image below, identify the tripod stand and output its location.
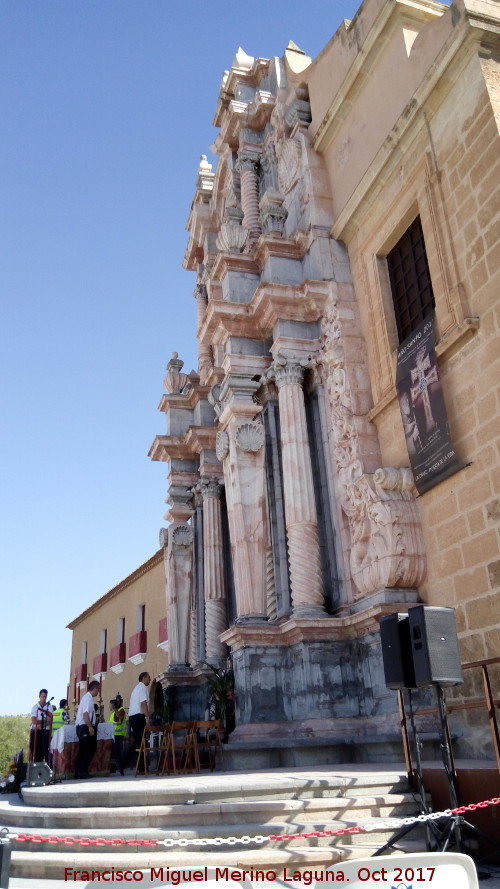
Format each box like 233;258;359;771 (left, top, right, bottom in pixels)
374;688;442;856
429;685;500;859
376;684;500;860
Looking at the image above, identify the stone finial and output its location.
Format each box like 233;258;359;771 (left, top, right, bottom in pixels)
232;47;255;72
163;352;190;395
196;155;214;192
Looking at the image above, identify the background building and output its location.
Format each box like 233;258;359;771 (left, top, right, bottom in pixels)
67;551;168;719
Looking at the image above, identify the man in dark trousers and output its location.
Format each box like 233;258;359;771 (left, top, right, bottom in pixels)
119;672;151;774
75;680;100;779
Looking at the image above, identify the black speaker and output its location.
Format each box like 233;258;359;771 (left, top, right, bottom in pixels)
408;605;463;687
26;761;54;787
0;837;11;889
380;612;416;689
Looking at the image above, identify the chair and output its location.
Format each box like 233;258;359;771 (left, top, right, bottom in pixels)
166;721;199;774
134;725;172;777
193;719;225;771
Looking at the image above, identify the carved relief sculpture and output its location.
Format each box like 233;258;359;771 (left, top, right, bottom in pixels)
320;294;427;598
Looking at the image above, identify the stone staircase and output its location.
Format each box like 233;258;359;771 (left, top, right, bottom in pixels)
0;764;428;880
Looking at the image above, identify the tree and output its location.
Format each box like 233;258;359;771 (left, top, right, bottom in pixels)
0;715;30;772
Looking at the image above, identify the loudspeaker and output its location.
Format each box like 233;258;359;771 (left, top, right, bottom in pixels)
26;761;54;787
408;605;463;688
0;838;11;889
380;612;416;690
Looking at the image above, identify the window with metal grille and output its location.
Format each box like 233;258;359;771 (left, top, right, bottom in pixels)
387;216;435;343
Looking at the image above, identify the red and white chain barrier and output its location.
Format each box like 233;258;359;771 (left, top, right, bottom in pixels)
2;797;500;849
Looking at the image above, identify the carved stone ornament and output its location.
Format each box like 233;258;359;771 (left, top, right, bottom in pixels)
319;296;427;597
200;477;222;499
163;352;190;395
345;466;426;596
216;222;248;253
159;528;169;549
171;524;194;547
235;421;265;452
260;188;288;236
215;430;230;461
276;139;301;195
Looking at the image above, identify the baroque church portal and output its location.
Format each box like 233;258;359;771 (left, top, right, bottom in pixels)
149;0;500;765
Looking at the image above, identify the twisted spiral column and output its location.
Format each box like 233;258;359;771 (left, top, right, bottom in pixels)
274;361;325;616
200;478;227;659
193;284;213;381
236;154;261;245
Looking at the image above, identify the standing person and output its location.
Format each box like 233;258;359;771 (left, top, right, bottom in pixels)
74;680;100;779
51;699;71;736
120;672;151;774
108;697;127;770
30;689;53;762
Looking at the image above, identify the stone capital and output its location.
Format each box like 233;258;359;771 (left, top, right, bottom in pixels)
236;153;260;173
193;284;208;302
200;477;223;499
273;359;305;388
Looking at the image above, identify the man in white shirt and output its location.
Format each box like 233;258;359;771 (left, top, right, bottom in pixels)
74;680;100;779
119;672;151;774
30;689;53;762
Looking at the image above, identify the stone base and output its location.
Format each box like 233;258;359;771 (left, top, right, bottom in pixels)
348;587;420;614
224;714;405;769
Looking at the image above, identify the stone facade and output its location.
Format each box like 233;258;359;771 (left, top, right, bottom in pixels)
149;0;500;760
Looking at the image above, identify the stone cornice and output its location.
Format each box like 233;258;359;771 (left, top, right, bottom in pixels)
219;602;416;648
210;235;306;283
199;281;330;345
149;426;218;463
156;382;212;414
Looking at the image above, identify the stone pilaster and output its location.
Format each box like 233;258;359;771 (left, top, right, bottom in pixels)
200;477;228;661
165;524;194;670
273;358;326;617
236;153;262;245
217;374;267;622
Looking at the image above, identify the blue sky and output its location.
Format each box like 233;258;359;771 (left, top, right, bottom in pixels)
1;0;379;716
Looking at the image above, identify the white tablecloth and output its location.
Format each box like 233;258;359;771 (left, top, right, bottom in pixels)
51;723;115;753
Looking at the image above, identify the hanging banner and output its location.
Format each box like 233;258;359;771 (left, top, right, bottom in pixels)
396;313;462;495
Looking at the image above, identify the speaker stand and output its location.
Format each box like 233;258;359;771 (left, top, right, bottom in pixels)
374;689;442;856
430;685;500;861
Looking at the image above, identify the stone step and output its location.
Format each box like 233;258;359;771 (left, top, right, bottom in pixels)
0;792;420;829
3;765;423;881
20;766;411;809
7;816;425;854
10;841;427;881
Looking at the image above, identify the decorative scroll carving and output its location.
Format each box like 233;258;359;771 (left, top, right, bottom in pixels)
319;296;427;598
235;421;265;452
260;188;288;236
209;383;223;418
